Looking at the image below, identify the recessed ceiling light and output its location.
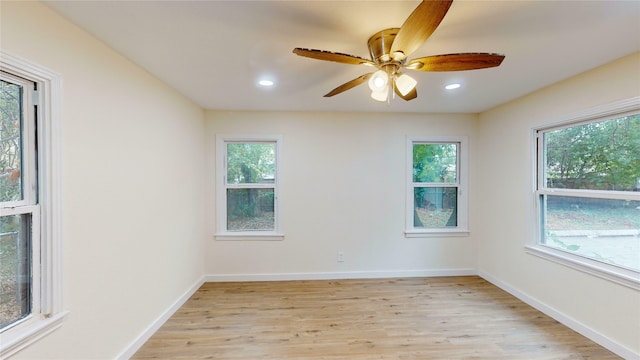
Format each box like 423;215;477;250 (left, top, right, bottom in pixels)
445;83;461;90
258;79;275;87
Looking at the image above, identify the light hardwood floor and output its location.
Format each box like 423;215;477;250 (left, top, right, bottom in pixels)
132;276;619;359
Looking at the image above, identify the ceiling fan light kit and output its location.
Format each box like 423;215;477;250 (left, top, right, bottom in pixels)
293;0;505;103
371;87;389;102
366;70;416;102
368;70;390;101
395;73;418;96
368;70;389;91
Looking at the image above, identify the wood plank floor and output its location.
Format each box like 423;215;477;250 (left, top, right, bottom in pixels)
132;276;619;359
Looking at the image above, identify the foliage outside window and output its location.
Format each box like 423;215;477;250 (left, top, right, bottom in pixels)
216;136;282;240
534;106;640;287
406;137;468;237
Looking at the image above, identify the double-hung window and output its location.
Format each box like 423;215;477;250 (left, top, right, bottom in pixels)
215;135;282;240
405;136;468;237
1;53;64;358
531;98;640;289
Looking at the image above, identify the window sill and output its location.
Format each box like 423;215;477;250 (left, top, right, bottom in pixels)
215;232;285;241
404;229;469;238
525;245;640;291
1;310;69;358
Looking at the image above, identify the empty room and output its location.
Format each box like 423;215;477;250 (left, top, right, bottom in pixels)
1;1;639;359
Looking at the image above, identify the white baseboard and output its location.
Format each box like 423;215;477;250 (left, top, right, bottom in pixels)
116;276;205;360
478;270;639;360
205;268;477;282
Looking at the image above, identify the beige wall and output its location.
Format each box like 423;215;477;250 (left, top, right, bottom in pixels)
476;52;640;355
205;111;479;278
2;2;206;359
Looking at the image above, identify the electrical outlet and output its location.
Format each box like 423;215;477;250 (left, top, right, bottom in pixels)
337;251;345;262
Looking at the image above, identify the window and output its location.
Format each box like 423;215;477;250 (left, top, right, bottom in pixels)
531;98;640;289
215;135;282;240
1;52;65;358
406;136;468;237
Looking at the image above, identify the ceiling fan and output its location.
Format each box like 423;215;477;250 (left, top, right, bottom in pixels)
293;0;505;102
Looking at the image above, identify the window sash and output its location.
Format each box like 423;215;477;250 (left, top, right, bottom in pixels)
537;188;640;201
0;206;41;331
226;188;276;232
412;186;459;229
536;112;640;193
0;74;37;209
225;141;276;185
412;142;460;185
536;115;640;198
226;183;275;189
412;182;459;187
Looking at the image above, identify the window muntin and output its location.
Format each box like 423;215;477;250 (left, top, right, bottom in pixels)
536;112;640;274
216;136;282;239
406;137;468;236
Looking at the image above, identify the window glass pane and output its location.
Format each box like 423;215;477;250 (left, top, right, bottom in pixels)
0;214;31;328
414;187;457;228
226;143;275;184
227;188;275;231
544;114;640;191
541;195;640;271
413;143;457;183
0;79;23;202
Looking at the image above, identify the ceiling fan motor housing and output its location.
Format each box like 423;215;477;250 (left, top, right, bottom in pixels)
368;28;400;64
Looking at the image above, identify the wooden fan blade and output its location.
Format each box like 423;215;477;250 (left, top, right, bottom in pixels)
390;0;453;61
392;79;417;101
293;48;375;66
408;53;505;72
324;73;373;97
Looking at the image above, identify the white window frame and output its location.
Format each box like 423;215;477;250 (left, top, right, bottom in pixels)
0;51;66;358
405;136;469;237
527;97;640;291
215;134;283;240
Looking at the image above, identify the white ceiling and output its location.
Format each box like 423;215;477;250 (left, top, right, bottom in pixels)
44;0;640;113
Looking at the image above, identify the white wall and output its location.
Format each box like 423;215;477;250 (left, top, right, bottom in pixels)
205;111;479;279
476;52;640;356
1;2;206;359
